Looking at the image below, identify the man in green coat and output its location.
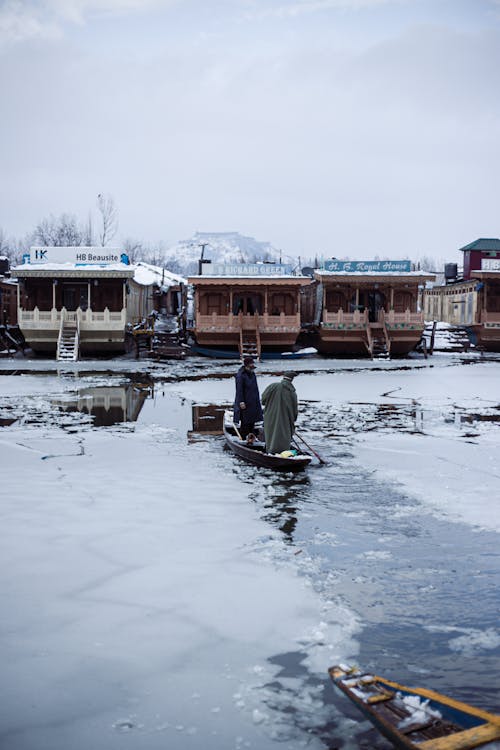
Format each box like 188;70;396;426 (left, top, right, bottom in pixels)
261;372;298;454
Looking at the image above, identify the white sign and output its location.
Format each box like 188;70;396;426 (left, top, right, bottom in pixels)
202;263;293;276
481;258;500;271
29;246;125;265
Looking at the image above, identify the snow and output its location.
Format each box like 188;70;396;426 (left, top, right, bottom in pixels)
12;262;133;272
163;232;296;275
0;375;360;749
1;350;499;747
133;261;186;288
166;354;500;535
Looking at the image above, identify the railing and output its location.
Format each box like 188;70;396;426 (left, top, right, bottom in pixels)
384;309;424;326
19;307;126;329
56;315;65;360
323;309;368;326
377;310;392;355
196;312;300;332
74;315;80;360
323;309;424;327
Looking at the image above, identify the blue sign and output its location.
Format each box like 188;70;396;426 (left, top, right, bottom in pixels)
323;260;412;273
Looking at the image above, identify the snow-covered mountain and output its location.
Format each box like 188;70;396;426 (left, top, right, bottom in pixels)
162;232;296;275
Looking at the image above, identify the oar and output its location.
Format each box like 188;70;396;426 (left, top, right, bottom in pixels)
233;422;244;441
294;429;328;465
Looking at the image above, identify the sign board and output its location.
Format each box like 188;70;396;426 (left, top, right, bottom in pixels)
323;260;412;273
29;247;126;265
202;263;293;276
481;258;500;271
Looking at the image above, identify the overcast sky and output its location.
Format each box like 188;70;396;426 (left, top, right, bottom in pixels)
1;0;499;261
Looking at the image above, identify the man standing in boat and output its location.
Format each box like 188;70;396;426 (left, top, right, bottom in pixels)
261;372;298;454
233;356;263;439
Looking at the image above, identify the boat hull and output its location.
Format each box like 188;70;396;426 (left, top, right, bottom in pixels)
223;413;311;471
329;665;500;750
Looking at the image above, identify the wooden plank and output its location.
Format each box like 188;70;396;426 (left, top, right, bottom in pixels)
419;722;500;750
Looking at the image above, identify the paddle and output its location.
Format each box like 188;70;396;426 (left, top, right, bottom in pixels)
294;429;328;465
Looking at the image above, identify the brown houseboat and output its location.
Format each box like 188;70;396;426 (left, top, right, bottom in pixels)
187;263;312;358
423;238;500;351
311;260;434;357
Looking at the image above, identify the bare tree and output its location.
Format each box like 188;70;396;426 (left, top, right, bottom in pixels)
0;227;11;257
97;194;118;246
82;213;94;246
122;237;144;263
416;255;446;273
33;213;85;246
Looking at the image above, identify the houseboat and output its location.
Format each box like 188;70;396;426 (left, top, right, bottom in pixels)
13;247;175;359
423;238;500;351
187;262;312;358
309;260;435;357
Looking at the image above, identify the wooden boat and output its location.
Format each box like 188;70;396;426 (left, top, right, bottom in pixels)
329;664;500;750
223;410;312;471
189;344;317;360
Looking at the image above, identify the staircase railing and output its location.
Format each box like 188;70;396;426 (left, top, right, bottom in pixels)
238;312;244;359
378;309;391;357
74;314;80;361
56;311;65;360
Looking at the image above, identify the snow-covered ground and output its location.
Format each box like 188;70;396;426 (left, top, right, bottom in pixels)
0;349;499;749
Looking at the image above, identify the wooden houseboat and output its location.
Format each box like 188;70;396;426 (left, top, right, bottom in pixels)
13;247;172;359
187;263;312;358
0;257;18;326
310;260;434;357
423;238;500;351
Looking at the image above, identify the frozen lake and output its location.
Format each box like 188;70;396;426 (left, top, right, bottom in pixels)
1;351;499;749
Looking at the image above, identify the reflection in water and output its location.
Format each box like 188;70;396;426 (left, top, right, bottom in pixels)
53;383;152;426
188;403;230;441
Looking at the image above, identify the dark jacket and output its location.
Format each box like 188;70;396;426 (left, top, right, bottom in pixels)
233;366;263;425
261;377;298;454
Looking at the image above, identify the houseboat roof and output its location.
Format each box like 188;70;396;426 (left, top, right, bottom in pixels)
459;238;500;252
134;261;186;289
470;269;500;279
12;263;135;279
314;270;435;282
187;275;311;285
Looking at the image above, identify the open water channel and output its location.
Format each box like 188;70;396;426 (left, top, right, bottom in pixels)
1;353;499;749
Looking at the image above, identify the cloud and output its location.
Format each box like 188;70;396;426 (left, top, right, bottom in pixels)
0;0;175;45
242;0;399;20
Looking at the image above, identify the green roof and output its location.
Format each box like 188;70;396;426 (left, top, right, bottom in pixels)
459;238;500;252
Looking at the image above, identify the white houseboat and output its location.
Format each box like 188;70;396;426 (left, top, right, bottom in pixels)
13;247;164;358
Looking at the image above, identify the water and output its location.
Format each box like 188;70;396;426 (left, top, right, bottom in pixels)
1;359;499;748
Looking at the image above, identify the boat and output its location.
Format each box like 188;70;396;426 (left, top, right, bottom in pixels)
329;664;500;749
223;410;312;471
188;344;317;360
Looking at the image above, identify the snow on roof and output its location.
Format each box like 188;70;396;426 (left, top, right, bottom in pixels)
315;270;434;278
133;262;186;289
12;262;135;278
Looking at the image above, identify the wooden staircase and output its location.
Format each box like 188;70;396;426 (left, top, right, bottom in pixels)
149;331;186;360
239;328;261;361
370;326;390;359
57;320;79;361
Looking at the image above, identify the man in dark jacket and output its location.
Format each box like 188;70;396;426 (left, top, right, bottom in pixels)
261;372;298;454
233;356;263;439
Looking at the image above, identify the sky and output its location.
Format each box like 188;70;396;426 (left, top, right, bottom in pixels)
1;0;500;262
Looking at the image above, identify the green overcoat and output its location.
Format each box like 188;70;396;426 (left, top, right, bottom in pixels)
261;377;298;454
